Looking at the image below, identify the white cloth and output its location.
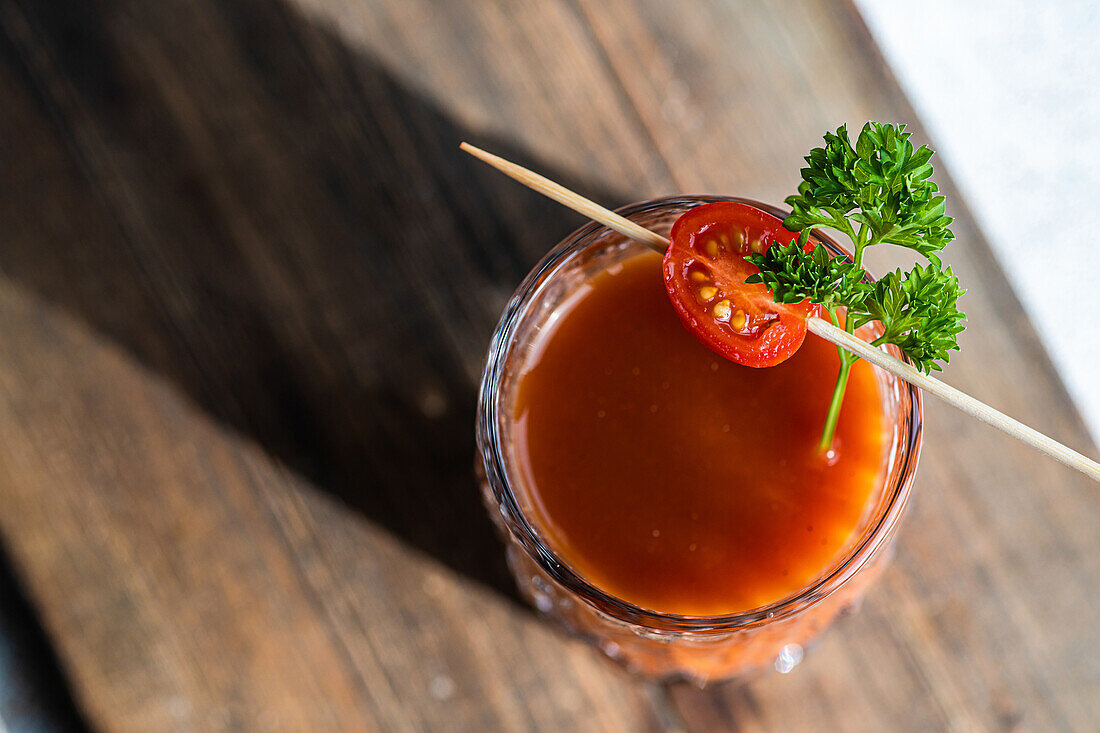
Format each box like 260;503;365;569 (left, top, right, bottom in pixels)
856;0;1100;443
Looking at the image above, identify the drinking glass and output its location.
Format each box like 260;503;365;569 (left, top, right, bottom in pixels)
476;196;923;684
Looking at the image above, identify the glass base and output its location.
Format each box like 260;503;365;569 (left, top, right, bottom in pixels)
506;540;888;685
481;462;890;685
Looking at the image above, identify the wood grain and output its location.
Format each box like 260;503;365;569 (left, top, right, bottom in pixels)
0;0;1095;731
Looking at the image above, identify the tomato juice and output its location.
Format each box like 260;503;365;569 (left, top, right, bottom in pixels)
479;196;922;680
512;251;886;616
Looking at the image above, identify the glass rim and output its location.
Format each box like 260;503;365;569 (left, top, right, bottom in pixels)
477;195;923;632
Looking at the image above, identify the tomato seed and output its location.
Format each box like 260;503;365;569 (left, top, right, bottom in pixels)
731;227;746;250
696;285;718;303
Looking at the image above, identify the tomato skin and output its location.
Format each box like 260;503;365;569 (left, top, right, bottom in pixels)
662;202;817;368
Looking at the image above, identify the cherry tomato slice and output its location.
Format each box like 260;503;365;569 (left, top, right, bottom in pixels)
662;202;817;368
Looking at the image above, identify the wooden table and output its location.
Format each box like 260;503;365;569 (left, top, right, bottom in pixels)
0;0;1096;730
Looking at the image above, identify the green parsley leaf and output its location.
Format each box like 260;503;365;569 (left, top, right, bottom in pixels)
752;122;966;449
746;242;870;311
856;264;966;373
784;122;955;264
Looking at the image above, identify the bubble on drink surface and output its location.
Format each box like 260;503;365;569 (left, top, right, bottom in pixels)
774;643;804;674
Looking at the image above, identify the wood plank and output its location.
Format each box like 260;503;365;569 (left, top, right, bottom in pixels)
0;0;676;729
0;0;1095;730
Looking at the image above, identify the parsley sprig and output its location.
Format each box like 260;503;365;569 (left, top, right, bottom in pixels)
747;122;966;451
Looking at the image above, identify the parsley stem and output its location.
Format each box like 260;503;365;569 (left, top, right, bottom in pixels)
819;351;854;453
819;306;857;452
854;231;867;268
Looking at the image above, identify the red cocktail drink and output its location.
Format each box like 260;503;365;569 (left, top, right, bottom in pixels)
478;197;922;683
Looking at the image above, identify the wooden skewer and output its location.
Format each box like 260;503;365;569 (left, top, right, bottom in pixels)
460;143;668;253
805;318;1100;480
461;142;1100;483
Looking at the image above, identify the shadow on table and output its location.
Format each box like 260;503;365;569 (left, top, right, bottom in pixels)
0;558;89;732
0;0;622;605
